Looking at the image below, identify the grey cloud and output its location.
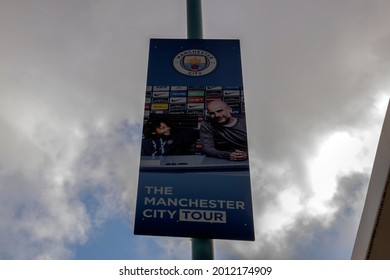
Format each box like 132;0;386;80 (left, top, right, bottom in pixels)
206;0;390;259
0;118;141;259
0;170;90;259
217;171;369;259
289;172;369;259
205;0;390;157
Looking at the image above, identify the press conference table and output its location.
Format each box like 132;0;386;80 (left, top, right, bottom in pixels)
139;155;249;171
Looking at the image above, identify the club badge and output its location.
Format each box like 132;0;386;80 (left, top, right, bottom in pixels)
173;49;217;76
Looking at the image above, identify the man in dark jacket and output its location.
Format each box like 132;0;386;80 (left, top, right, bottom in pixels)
200;100;248;161
142;118;198;156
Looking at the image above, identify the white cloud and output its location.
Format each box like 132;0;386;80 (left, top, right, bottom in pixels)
307;131;366;214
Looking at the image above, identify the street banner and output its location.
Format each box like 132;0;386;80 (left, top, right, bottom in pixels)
134;39;254;241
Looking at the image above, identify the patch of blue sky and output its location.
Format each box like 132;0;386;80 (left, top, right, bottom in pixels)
116;120;142;146
72;215;180;260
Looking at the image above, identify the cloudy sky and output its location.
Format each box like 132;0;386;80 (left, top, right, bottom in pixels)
1;0;390;260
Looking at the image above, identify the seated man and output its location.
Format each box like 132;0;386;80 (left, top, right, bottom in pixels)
142;117;198;156
200;100;248;161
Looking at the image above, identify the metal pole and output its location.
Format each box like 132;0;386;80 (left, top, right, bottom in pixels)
191;238;214;260
186;0;214;260
187;0;203;39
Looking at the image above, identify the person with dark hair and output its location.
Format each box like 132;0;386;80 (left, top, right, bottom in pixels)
200;100;248;161
141;117;198;156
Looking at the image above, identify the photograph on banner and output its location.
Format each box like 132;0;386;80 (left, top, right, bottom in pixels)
134;39;254;241
140;86;248;169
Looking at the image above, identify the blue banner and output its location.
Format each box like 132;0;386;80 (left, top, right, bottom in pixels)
134;39;254;241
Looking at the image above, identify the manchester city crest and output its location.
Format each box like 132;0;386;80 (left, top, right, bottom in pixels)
173;49;217;76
